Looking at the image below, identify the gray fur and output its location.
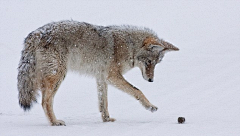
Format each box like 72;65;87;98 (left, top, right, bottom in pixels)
18;34;38;110
17;20;179;125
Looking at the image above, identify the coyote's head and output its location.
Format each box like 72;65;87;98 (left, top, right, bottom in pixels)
135;37;179;82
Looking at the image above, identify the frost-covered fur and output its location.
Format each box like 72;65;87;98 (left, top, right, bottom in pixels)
18;20;179;126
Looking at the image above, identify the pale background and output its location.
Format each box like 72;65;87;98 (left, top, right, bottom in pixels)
0;0;240;135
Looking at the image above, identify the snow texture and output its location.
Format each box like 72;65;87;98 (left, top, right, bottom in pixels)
0;0;240;136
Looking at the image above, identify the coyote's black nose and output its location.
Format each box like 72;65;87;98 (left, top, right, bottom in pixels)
148;79;153;82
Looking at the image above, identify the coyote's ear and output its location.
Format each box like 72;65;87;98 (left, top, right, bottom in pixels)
148;44;165;52
143;37;179;51
160;40;179;51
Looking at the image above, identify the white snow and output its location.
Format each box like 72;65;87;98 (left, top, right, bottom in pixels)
0;0;240;136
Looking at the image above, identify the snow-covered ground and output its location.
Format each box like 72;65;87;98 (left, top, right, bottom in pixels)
1;0;240;135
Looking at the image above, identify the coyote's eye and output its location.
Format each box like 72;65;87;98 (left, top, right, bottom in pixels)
145;62;148;66
145;60;151;66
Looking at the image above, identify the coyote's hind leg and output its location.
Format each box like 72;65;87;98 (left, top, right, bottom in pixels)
41;73;66;126
39;48;67;126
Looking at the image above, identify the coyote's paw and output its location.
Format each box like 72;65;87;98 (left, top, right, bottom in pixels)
146;105;158;113
51;120;66;126
102;117;116;122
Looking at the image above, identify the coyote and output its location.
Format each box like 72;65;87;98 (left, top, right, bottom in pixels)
18;20;179;126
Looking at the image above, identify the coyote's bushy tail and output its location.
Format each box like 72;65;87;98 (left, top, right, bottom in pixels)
18;33;39;111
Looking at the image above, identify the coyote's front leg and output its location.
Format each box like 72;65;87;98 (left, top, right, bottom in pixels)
107;71;158;112
96;77;116;122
